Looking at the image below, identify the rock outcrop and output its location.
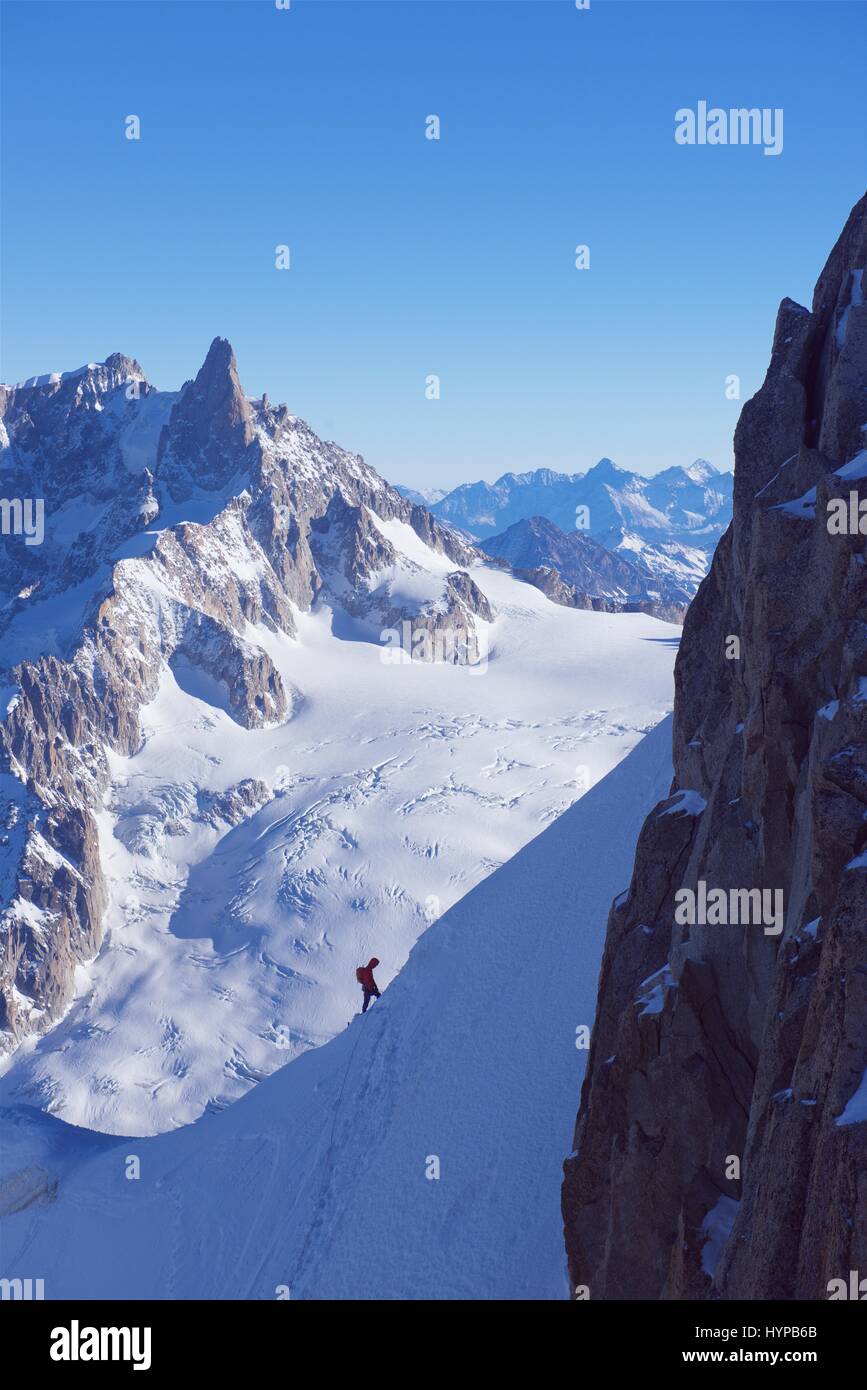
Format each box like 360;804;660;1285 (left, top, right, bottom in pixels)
562;193;867;1300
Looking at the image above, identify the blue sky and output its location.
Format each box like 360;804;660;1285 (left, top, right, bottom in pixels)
1;0;865;489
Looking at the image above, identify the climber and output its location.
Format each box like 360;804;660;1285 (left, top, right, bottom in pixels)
356;957;381;1013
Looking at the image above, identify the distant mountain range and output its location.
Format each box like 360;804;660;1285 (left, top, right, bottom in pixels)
401;458;732;544
397;459;732;603
479;515;692;614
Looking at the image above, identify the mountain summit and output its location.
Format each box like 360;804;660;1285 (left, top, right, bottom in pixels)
0;342;489;1051
157;336;255;499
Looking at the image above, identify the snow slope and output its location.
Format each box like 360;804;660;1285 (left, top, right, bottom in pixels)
0;715;673;1300
0;555;677;1136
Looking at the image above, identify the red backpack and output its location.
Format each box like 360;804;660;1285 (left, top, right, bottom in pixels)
355;966;366;984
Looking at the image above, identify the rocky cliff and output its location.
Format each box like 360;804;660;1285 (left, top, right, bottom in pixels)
0;341;486;1048
562;193;867;1300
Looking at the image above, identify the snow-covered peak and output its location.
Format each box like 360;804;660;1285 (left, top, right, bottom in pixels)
585;456;625;479
683;457;720;483
1;353;148;395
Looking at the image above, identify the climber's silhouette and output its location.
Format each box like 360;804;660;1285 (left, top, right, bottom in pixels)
356;957;381;1013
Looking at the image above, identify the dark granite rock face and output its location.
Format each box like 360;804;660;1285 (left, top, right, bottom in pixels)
562;193;867;1301
156;337;255;501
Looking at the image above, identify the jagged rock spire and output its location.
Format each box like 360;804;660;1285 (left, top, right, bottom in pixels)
156;338;255;499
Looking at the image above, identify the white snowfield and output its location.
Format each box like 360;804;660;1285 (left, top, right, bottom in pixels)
0;716;674;1300
0;554;678;1139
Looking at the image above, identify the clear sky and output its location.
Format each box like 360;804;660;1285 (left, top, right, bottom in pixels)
1;0;865;489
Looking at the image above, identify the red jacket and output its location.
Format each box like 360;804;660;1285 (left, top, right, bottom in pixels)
358;957;380;993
